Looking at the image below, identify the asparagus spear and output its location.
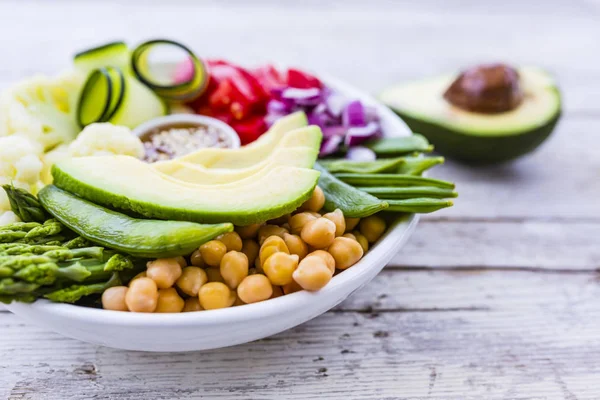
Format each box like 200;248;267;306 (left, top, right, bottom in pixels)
2;184;47;223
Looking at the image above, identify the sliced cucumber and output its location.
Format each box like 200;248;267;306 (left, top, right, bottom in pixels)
131;39;208;101
74;41;130;74
77;67;167;129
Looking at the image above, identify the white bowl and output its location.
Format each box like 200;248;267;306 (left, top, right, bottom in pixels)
6;75;416;352
132;114;241;148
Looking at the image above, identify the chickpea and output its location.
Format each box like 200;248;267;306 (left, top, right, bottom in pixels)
155;288;185;313
282;280;303;295
235;223;263;239
323;209;346;237
282;233;308;259
102;286;129;311
129;271;147;285
174;256;187;268
146;258;183;289
199;240;227;267
241;240;260;266
281;222;291;231
182;297;203;312
263;252;299;286
271;285;284;299
299;186;325;212
189;249;205;267
305;250;336;274
359;215;387;243
198;282;235;310
300;217;336;249
176;267;208;296
328;237;364;270
217;231;243;252
345;217;360;232
259;236;289;266
343;232;357;241
352;231;369;253
237;274;273;304
205;267;225;283
293;257;333;291
258;225;289;245
288;212;318;235
126;277;158;313
220;251;249;289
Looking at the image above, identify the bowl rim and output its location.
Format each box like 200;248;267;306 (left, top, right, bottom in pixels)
132;113;241;148
6;72;416;327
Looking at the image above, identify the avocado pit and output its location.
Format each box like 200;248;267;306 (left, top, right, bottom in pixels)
443;63;523;114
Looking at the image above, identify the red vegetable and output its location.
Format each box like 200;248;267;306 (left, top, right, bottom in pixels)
287;68;322;89
231;115;268;145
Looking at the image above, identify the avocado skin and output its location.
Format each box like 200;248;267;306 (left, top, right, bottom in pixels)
393;111;561;164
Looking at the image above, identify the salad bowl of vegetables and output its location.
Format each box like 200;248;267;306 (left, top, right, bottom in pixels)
1;40;456;351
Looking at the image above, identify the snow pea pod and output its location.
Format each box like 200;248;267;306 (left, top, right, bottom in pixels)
314;163;388;218
38;185;234;258
334;173;455;189
319;158;405;174
396;156;445;175
363;135;433;156
385;198;454;213
361;186;458;199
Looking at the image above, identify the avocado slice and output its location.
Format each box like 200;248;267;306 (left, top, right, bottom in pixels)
380;67;561;163
51;156;320;226
162;146;319;184
154;111;312;170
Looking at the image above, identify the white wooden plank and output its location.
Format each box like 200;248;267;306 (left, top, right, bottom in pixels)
391;220;600;270
0;0;598;114
424;116;600;220
2;270;600;399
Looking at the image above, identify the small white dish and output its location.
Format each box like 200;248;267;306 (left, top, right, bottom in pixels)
7;74;416;352
132;114;241;148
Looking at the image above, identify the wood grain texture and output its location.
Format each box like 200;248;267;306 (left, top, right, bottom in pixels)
1;1;599;398
392;219;600;270
3;270;600;400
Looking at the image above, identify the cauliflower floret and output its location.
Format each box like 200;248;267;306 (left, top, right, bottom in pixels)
0;136;45;216
68;123;145;158
0;211;20;226
0;71;83;151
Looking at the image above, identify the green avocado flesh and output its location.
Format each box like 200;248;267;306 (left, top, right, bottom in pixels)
51;156;320;226
161;146;319;184
155;112;311;170
380;67;562;163
39;185;233;258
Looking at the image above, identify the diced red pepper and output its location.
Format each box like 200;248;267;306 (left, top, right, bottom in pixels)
231;116;268;145
287;68;322;89
252;65;286;93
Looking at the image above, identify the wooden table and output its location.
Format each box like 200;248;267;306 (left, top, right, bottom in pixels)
2;1;599;398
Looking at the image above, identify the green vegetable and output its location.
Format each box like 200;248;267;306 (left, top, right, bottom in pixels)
39;185;235;258
334;173;455;189
131;39;209;101
396;156;445;175
363;135;433;156
314;163;388;218
2;184;48;222
386;198;454;213
361;186;458;199
319;158;404;174
74;41;130;74
44;272;122;303
24;219;63;239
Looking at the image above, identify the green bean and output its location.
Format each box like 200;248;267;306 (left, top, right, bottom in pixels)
360;186;458;199
363;135;433;156
335;173;455;188
385;198;454;213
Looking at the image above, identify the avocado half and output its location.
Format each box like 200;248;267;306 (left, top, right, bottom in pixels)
379;67;561;163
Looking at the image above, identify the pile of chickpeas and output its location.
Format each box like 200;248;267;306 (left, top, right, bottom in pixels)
101;187;387;313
